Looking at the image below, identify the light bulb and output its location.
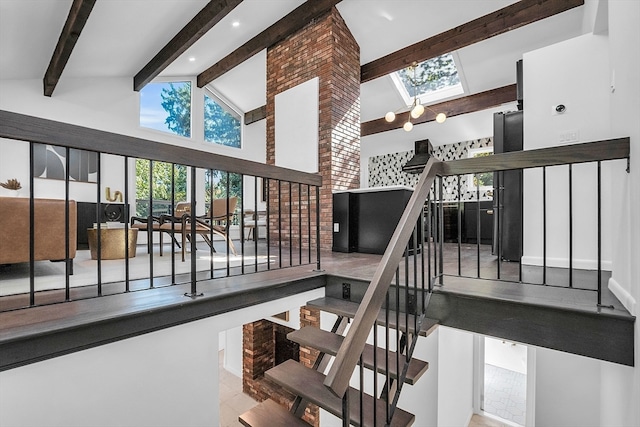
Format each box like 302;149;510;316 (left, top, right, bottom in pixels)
436;112;447;124
411;104;424;119
403;121;413;132
385;111;396;122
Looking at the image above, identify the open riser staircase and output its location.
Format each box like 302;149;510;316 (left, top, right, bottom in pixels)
238;138;633;426
239;293;439;427
240;158;442;426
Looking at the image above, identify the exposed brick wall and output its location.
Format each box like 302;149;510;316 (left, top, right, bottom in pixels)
266;7;360;252
242;318;318;426
298;306;321;426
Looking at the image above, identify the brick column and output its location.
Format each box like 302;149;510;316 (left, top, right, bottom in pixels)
299;306;321;426
266;7;360;252
242;320;274;401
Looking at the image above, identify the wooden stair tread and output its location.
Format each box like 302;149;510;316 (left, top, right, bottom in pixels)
288;327;429;385
306;297;439;336
266;359;414;427
238;399;309;427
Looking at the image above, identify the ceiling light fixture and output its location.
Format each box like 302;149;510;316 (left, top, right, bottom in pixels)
188;57;196;62
385;64;447;131
232;21;240;27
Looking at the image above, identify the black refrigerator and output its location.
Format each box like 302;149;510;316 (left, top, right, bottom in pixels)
493;110;523;262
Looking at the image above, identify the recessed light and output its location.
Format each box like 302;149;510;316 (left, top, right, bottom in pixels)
232;21;240;27
188;57;196;62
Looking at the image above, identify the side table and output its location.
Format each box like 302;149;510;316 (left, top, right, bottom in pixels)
87;228;138;260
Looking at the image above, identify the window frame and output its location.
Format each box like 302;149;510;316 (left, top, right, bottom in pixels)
389;52;466;106
138;77;194;140
203;87;243;149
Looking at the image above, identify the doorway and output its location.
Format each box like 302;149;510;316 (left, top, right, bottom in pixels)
480;336;528;426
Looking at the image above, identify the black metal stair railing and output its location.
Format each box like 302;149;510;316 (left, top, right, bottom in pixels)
324;137;630;426
0;110;322;312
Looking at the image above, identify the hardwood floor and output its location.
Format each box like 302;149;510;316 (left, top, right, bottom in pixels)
0;240;633;371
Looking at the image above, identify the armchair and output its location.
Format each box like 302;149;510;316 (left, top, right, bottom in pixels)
131;202;189;254
159;197;238;261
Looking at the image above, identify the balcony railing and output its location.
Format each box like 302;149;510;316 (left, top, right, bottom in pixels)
0;110;322;312
322;137;630;423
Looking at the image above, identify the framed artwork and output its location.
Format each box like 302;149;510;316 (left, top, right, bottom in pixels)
33;143;98;183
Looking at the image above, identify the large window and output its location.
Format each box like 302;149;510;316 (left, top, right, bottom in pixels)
140;81;192;138
204;92;241;148
390;53;464;105
135;160;187;217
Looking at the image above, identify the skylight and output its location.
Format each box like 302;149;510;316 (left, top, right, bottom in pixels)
390;53;464;105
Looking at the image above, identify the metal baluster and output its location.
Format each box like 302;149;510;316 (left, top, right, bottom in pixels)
148;160;154;288
212;171;217;277
359;353;364;427
543;167;547;285
438;177;444;285
96;152;102;296
124;156;130;292
65;148;70;301
569;164;573;288
254;176;259;272
341;392;349;427
278;180;282;269
169;165;175;283
289;181;293;267
266;178;271;270
315;186;321;271
385;291;391;424
307;184;312;264
226;173;231;277
457;175;462;276
298;183;302;265
29;143;35;306
597;161;602;306
476;175;481;278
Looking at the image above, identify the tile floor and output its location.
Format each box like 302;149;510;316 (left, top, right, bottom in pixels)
483;364;527;425
219;350;259;427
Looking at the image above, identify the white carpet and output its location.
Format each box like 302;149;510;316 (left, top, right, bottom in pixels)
0;244;271;296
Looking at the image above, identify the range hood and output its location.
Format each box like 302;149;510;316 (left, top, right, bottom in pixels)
402;138;434;174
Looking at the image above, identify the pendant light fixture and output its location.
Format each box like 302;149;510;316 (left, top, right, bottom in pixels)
385;64;447;131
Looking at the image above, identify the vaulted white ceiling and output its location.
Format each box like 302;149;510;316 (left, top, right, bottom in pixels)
0;0;595;122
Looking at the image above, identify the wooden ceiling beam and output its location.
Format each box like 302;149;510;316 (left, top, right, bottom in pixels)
361;84;517;136
197;0;342;88
360;0;584;83
134;0;243;91
43;0;96;97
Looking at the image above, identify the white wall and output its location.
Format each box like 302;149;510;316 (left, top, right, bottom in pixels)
535;347;601;427
223;326;243;378
274;77;319;173
0;77;267;204
437;327;474;427
522;33;614;269
0;288;324;427
600;1;640;426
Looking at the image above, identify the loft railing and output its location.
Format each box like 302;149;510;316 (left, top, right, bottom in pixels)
0;110;322;312
323;137;630;423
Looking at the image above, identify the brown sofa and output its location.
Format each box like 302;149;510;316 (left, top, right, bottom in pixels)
0;197;77;269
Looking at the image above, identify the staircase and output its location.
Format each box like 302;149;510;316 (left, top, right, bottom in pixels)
239;295;439;427
239;158;442;427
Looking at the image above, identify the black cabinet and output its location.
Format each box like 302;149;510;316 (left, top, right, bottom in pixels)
77;202;128;249
464;201;494;245
493;111;523;261
332;188;418;255
332;192;357;253
429;201;493;244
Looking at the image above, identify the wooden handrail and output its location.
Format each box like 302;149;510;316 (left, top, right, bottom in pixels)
323;157;443;397
440;137;629;176
0;110;322;187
